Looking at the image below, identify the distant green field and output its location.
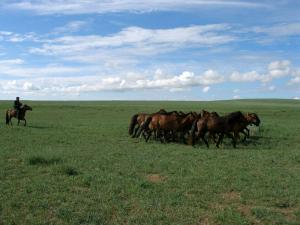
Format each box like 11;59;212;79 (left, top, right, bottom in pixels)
0;100;300;225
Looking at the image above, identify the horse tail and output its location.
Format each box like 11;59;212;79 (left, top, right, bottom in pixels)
129;114;139;136
5;110;9;125
136;116;152;138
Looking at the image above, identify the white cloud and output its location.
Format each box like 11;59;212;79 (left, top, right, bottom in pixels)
289;77;300;84
30;25;235;60
5;0;267;15
230;71;261;82
52;21;89;34
252;22;300;37
268;60;290;78
201;70;225;85
28;25;235;66
23;81;40;91
0;59;297;99
0;59;98;78
0;58;24;65
202;86;210;93
230;60;291;83
0;31;38;43
268;85;276;91
0;69;225;96
288;69;300;85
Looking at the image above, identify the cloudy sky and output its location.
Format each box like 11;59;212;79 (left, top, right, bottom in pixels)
0;0;300;100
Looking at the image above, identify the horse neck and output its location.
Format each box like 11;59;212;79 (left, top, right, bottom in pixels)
21;107;29;115
180;114;193;125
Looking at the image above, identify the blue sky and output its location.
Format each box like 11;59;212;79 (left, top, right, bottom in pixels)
0;0;300;100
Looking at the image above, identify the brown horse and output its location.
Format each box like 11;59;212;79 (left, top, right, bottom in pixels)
142;112;197;143
135;110;181;141
129;109;168;138
189;111;260;148
6;104;32;126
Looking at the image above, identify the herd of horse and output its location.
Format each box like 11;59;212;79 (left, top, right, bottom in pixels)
4;104;261;148
129;109;261;148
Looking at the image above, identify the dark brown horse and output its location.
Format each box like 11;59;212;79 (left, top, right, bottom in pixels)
6;104;32;126
142;112;197;143
199;110;260;142
189;111;260;148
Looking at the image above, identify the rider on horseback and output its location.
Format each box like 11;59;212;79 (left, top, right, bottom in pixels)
14;97;22;119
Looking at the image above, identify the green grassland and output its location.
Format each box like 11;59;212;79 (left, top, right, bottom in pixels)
0;100;300;225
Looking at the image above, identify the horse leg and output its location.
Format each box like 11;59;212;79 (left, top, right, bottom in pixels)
216;133;224;148
241;130;248;142
180;131;186;144
199;131;209;148
201;134;209;148
154;129;159;140
18;119;20;126
213;133;219;143
245;127;250;138
227;132;237;148
132;125;139;138
145;130;152;142
171;131;176;142
24;119;27;126
7;114;12;126
163;131;169;143
197;129;208;148
157;127;164;143
142;131;146;140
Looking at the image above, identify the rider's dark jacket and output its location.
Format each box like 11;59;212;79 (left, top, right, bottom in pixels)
14;100;22;110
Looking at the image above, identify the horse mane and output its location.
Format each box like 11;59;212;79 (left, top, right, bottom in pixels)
156;109;167;114
159;110;179;116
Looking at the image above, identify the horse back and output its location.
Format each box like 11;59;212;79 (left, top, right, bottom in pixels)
7;109;17;118
157;114;180;130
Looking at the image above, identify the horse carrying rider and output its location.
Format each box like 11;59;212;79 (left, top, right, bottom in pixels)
13;97;22;118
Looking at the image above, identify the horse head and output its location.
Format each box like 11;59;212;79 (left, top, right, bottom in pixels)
245;113;260;126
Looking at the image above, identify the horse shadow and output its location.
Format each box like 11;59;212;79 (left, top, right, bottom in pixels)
27;125;52;129
236;135;271;148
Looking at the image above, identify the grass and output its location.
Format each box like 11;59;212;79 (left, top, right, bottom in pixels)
0;99;300;225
